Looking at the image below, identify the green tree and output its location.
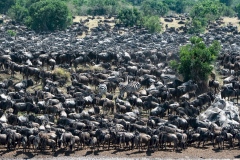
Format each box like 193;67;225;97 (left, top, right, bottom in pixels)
28;0;72;32
174;36;221;84
127;0;144;5
220;0;233;6
236;3;240;19
190;0;223;21
141;0;169;16
175;0;187;13
162;0;193;13
143;15;162;33
117;7;143;27
188;18;207;34
0;0;15;14
7;4;29;23
189;0;227;33
86;0;118;15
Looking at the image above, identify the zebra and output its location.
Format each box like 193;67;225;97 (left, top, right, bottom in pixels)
97;83;107;97
119;81;141;98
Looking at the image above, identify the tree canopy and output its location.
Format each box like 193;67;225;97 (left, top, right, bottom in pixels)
117;7;162;33
27;0;72;32
173;36;221;83
141;0;169;16
188;0;233;33
0;0;15;14
236;3;240;19
220;0;233;6
117;7;143;27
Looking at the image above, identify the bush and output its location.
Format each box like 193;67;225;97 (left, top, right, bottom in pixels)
0;0;15;14
162;0;191;13
143;16;162;33
175;36;221;83
7;4;29;23
189;0;226;33
117;7;143;27
220;0;233;6
28;0;72;32
236;3;240;19
6;30;17;37
188;18;207;34
222;5;236;17
141;0;169;16
117;7;162;33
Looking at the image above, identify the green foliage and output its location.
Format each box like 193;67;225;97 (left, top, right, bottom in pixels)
117;7;143;27
190;0;223;21
189;0;231;33
143;15;161;33
236;3;240;19
15;0;41;8
162;0;193;13
220;0;233;6
73;0;120;15
6;30;17;37
221;4;235;17
117;7;162;33
175;0;187;13
0;0;15;14
127;0;144;5
169;60;178;71
141;0;169;16
72;0;86;7
176;36;221;82
28;0;72;32
188;18;207;34
7;4;29;23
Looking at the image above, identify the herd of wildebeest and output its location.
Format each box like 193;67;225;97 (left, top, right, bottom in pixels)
0;14;240;155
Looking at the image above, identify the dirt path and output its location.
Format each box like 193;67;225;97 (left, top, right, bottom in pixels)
1;145;240;159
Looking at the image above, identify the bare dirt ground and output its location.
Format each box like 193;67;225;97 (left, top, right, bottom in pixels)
73;16;240;36
0;144;240;159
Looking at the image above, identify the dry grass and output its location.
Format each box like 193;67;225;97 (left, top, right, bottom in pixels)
53;67;71;81
77;64;104;72
73;15;240;37
221;17;240;31
73;16;115;38
160;17;185;31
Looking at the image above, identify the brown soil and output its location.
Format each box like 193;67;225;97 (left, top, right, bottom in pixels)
0;144;240;159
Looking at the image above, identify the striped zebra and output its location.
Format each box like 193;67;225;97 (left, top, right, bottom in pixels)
97;83;107;97
119;81;141;98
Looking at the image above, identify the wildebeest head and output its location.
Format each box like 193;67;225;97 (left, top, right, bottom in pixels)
27;79;34;87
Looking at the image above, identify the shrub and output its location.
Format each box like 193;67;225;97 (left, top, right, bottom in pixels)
6;30;17;37
175;36;221;83
141;0;169;16
28;0;72;32
0;0;15;14
7;4;29;23
117;7;143;27
236;3;240;19
143;15;162;33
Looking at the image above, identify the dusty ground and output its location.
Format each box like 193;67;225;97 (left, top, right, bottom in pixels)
73;16;240;36
0;144;240;159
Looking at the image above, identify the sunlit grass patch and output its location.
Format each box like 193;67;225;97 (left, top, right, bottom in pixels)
53;67;71;82
77;64;104;72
